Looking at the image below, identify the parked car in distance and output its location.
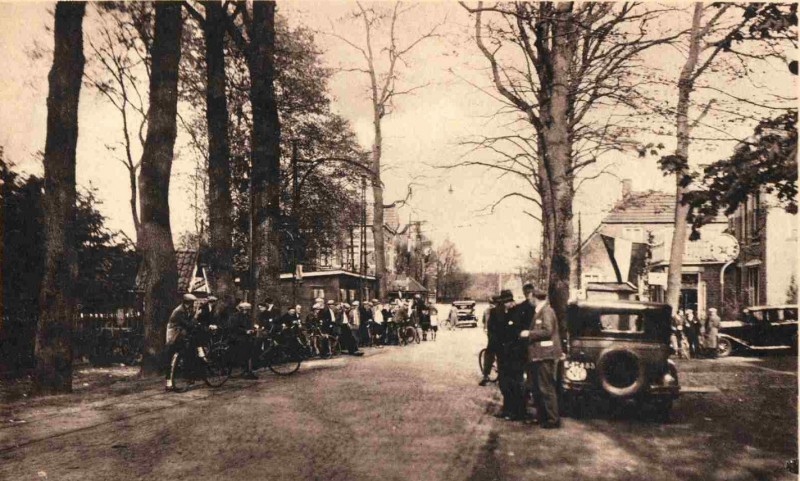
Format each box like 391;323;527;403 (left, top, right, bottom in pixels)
717;305;798;357
561;299;679;421
452;300;478;328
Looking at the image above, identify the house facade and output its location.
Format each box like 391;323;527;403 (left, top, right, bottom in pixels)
578;182;734;318
728;191;798;310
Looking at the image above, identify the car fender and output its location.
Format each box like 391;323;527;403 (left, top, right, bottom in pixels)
717;333;751;349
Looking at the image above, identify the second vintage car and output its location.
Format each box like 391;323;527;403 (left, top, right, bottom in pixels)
561;299;680;421
717;305;798;357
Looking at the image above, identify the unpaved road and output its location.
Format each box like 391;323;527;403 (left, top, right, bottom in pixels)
1;326;796;481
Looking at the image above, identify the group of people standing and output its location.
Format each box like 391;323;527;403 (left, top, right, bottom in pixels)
480;284;562;429
671;307;721;359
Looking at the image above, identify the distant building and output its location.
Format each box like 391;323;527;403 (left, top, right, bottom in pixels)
728;191;797;310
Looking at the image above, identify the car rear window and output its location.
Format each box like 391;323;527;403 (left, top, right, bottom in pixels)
597;314;644;333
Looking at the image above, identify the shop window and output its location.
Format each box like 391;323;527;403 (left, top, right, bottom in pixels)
312;288;325;300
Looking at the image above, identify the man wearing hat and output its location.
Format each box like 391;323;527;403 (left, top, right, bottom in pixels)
165;293;199;389
229;302;258;379
491;289;527;420
520;287;562;428
195;296;218;328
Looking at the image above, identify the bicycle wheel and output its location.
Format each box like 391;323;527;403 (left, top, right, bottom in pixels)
478;348;499;382
402;326;417;345
168;352;191;393
268;345;302;376
203;345;231;388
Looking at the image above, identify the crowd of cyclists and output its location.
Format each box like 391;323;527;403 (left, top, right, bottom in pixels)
163;293;442;391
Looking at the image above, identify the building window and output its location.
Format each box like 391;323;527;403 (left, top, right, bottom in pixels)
340;289;346;302
312;288;325;300
747;266;760;306
348;289;356;301
622;227;644;243
744;193;761;242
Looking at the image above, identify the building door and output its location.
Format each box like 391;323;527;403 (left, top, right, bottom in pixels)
680;273;699;314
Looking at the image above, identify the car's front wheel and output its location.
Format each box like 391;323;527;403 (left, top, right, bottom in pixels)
717;337;734;358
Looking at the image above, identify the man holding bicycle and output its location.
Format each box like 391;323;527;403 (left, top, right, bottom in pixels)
479;299;497;386
165;294;199;391
230;302;258;379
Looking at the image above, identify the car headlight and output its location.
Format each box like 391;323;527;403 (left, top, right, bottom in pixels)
662;372;677;386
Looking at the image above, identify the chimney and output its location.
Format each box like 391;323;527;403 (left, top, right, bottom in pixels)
621;178;632;199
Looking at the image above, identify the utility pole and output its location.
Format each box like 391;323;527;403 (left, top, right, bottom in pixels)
577;211;583;291
360;176;367;300
291;139;299;306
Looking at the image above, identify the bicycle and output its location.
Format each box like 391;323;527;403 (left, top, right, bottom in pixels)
253;326;303;375
167;325;231;392
478;347;499;383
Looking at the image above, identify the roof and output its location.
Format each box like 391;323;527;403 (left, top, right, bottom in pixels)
585;282;638;293
603;190;727;224
388;276;427;293
570;299;670;312
278;270;376;281
134;250;198;294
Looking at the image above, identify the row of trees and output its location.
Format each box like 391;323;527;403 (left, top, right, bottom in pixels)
29;0;395;392
455;2;796;324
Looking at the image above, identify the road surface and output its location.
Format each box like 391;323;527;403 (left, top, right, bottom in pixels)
1;325;796;480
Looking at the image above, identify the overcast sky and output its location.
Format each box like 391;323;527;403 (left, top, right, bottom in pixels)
0;2;795;272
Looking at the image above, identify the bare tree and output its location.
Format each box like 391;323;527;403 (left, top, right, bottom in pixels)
34;1;86;394
657;3;794;313
459;2;684;320
328;1;440;298
83;3;153;248
138;2;183;375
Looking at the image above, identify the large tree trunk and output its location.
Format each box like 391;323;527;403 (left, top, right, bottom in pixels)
370;115;387;298
665;3;703;314
138;2;183;375
34;1;86;394
248;1;282;309
203;0;235;315
543;3;577;328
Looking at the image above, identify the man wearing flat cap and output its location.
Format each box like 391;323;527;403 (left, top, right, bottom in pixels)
165;293;199;390
519;287;562;428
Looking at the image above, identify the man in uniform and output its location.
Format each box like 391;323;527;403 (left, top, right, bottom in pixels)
492;289;526;420
520;287;562;428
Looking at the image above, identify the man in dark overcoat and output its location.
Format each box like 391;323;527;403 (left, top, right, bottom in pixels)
492;289;526;420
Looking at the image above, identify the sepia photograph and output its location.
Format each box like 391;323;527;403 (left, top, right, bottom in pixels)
0;1;797;480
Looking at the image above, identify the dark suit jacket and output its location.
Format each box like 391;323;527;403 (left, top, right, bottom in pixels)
527;302;562;361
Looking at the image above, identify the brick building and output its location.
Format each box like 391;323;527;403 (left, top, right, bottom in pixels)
728;191;798;311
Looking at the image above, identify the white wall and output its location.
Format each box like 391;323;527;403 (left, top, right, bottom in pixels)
765;205;798;304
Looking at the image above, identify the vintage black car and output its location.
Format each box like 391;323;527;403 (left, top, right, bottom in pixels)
452;300;478;328
717;305;798;357
561;300;679;420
